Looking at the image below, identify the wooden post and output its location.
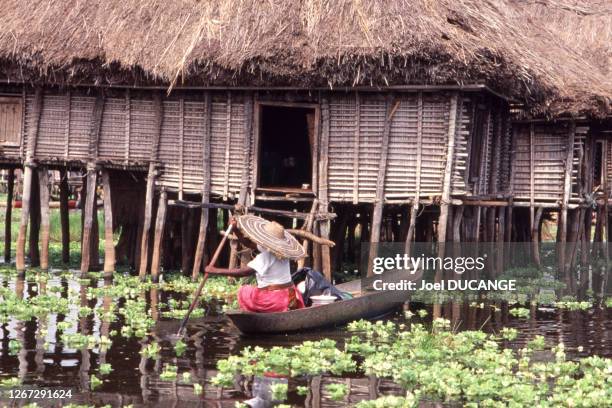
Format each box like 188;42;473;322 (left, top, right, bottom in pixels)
405;92;423;255
437;93;459;260
138;94;163;279
298;199;319;270
4;168;14;263
367;97;400;276
80;166;97;273
59;169;70;264
16;89;43;272
28;169;41;268
559;122;576;273
151;189;168;283
101;170;115;276
192;102;212;279
529;124;535;233
38;167;50;270
318;97;331;279
531;207;544;267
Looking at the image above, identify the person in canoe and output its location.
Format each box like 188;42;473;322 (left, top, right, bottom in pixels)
205;214;307;313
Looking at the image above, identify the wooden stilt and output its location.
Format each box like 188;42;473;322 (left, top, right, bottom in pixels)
496;206;505;274
320;203;332;281
16;89;42;272
531;207;544;267
298;199;319;270
367;97;400;276
38;167;50;270
80;166;97;273
192;93;212;281
138;94;163;279
16;165;33;271
151;190;167;283
101;170;115;276
59;169;70;264
559;122;576;273
453;206;464;243
28;170;41;268
4;168;14;263
437;94;459;261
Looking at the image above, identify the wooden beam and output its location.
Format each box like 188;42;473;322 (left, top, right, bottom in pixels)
59;169;70;264
368;96;400;276
4;168;14;263
297;199;319;270
529;123;535;231
559;122;576;272
437;93;459;257
532;207;544;267
223;92;232;200
138;93;163;279
178;98;185;200
38;167;50;270
151;189;168;283
28;170;41;268
170;200;336;221
405;92;423;255
192;92;212;281
101;170;115;276
352;92;361;204
89;95;105;161
80;166;97;273
318;97;330;206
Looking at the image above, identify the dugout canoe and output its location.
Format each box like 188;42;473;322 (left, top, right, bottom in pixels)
226;271;420;335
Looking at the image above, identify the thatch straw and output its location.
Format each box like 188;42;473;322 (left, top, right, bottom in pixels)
0;0;609;117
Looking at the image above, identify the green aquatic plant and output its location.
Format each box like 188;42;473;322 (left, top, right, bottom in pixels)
0;377;21;388
140;342;161;359
193;383;203;395
181;372;192;383
8;339;22;354
509;307;530;318
160;364;178;381
99;363;113;375
270;382;288;401
499;327;518;341
325;383;348;401
554;300;592;310
212;319;611;407
174;339;187;356
90;375;102;390
296;385;309;396
355;394;418;408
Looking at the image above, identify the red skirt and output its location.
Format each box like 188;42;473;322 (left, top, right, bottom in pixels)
237;285;305;313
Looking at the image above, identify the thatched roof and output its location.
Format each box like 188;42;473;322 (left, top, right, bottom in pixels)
0;0;609;117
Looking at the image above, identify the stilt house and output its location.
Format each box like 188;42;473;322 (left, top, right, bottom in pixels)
0;1;609;279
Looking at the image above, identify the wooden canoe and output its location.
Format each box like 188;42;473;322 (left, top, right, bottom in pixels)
226;271;420;335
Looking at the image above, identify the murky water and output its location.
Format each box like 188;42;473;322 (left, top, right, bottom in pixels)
0;270;610;407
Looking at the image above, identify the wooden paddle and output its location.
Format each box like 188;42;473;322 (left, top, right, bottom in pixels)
176;223;234;336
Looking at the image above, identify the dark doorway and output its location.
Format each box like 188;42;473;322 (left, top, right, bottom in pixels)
258;105;314;190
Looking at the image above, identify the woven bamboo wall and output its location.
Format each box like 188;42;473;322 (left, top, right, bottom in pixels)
8;86;516;205
510;123;584;201
327;93;472;203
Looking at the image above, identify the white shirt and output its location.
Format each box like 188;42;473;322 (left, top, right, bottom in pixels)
247;246;292;288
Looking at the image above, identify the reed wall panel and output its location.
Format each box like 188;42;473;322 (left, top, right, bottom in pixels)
98;97;128;163
35;93;73;160
511;123;570;200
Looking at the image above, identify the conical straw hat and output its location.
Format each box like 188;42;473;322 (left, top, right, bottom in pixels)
237;214;306;260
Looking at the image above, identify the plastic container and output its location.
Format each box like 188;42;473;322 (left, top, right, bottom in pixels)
310;295;337;306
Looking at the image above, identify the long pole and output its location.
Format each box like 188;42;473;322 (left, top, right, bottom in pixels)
176;224;234;336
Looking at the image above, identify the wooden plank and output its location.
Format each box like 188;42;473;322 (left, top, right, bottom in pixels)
124;90;130;164
80;166;97;273
352;92;361;204
138;93;163;279
223;92;232;200
558;122;576;272
437;93;458;258
102;169;115;276
297;199;319;270
529;123;535;229
405;92;423;255
192;92;212;280
38;167;50;270
367;96;400;276
59;168;70;264
238;95;253;206
4;168;14;263
151;189;168;283
89;94;105;161
318;97;330;205
178;97;185;200
64;92;71;159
